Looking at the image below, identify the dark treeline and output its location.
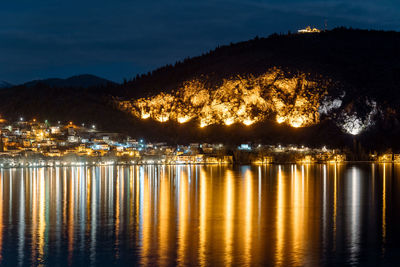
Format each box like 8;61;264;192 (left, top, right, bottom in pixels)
1;28;400;152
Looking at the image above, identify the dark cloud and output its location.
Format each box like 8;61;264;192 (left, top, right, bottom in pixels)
0;0;399;83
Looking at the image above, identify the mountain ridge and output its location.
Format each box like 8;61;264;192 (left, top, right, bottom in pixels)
22;74;116;88
0;81;13;89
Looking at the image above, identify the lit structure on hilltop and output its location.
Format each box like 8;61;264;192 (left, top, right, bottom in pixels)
117;68;328;128
298;26;321;33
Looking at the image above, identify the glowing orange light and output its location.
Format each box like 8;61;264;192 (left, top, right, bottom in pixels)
224;118;234;126
141;113;150;119
289;117;304;128
118;68;327;129
243;119;255;126
276;116;285;124
177;116;191;124
156;115;169;122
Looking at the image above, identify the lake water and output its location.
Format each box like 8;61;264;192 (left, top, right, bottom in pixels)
0;164;399;266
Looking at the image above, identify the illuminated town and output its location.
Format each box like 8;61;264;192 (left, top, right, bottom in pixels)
0;116;398;167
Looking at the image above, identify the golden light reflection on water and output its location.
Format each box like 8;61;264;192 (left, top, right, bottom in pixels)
158;167;171;266
178;168;188;266
275;165;285;266
244;169;253;265
68;168;75;264
224;170;234;266
291;164;304;265
0;170;3;264
38;169;46;264
0;164;395;265
199;168;207;267
333;164;338;250
382;163;386;244
141;167;151;266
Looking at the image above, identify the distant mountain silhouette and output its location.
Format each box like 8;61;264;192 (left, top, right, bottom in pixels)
23;74;115;88
0;81;13;89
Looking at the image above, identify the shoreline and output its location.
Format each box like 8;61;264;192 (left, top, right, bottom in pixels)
0;160;396;169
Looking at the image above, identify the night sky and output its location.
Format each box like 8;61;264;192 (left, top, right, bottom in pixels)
1;0;399;84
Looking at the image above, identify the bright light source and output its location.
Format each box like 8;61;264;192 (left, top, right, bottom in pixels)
200;121;208;128
141;113;150;119
224;118;234;126
289;117;304;128
177;116;191;123
276;116;285;124
243;119;254;126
